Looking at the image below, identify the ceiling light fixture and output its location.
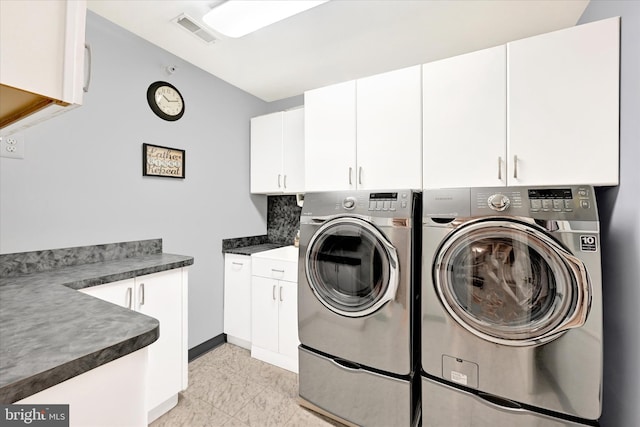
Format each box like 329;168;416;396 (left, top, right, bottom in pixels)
203;0;329;38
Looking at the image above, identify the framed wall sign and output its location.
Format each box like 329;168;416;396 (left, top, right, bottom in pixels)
142;143;185;179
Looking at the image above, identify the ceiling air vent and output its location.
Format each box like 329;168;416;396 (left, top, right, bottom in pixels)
174;14;218;44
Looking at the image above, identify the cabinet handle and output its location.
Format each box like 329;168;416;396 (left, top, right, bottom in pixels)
231;262;244;266
349;167;353;185
498;156;502;180
272;285;276;301
278;174;282;188
126;287;132;310
139;283;145;306
513;155;518;179
271;268;285;273
83;43;92;93
279;286;283;302
283;174;287;189
358;167;363;185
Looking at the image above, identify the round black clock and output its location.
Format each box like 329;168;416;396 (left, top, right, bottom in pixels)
146;81;185;121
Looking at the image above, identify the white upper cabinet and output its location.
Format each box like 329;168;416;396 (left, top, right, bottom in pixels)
251;108;304;194
507;17;620;186
0;0;87;134
422;17;620;189
357;65;422;190
304;81;357;192
305;66;422;192
282;108;305;193
423;46;507;189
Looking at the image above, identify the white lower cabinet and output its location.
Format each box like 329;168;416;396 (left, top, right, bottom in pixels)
223;254;252;349
250;249;299;373
79;268;188;424
17;348;148;427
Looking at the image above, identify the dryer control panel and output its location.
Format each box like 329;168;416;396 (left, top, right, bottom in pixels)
302;190;417;219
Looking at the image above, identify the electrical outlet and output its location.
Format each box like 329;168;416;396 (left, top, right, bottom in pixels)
0;133;25;159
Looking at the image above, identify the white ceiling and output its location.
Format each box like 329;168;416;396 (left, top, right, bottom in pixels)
87;0;590;102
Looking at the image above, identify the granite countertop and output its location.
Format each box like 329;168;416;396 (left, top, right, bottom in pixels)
224;243;285;256
0;253;194;403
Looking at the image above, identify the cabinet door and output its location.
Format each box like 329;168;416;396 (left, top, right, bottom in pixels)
423;46;507;189
251;112;284;193
507;17;620;186
282;108;305;193
304;80;357;191
223;254;252;343
278;280;299;361
356;65;422;190
79;278;134;309
0;0;85;103
251;276;279;353
135;270;183;412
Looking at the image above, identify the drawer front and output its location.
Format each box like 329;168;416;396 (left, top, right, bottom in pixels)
252;257;297;282
422;376;588;427
225;254;251;275
299;346;413;427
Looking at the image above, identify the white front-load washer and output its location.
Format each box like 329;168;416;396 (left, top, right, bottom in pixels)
298;190;421;427
421;186;602;426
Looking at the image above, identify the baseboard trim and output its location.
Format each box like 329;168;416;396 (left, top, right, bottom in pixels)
188;333;226;362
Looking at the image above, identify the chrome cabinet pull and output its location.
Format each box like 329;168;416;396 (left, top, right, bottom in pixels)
271;268;285;273
272;285;276;301
279;286;283;302
83;43;92;93
278;174;282;188
358;167;363;185
498;157;502;180
231;262;243;266
349;167;353;185
283;174;287;189
126;287;132;309
513;155;518;179
139;283;145;306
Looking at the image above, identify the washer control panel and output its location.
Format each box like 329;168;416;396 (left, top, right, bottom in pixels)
487;194;511;211
527;188;587;213
423;186;597;221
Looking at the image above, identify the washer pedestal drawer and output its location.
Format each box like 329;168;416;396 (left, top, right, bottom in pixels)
422;376;594;427
299;346;417;427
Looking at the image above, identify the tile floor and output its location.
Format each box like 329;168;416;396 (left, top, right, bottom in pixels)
151;343;346;427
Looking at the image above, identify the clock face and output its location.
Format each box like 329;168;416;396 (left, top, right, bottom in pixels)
147;81;185;121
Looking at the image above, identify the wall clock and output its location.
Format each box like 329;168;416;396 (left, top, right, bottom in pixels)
146;81;185;121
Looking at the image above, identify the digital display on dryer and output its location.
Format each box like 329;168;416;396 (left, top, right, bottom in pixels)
528;189;573;200
370;192;398;200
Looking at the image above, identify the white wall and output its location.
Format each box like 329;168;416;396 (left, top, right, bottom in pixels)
0;12;270;349
578;2;640;426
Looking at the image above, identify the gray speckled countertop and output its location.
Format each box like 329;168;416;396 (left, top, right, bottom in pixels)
224;243;284;256
0;253;194;403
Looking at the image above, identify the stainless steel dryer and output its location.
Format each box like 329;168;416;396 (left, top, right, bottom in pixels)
298;190;421;427
421;186;602;426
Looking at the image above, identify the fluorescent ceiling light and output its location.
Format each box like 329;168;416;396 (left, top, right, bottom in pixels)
203;0;329;38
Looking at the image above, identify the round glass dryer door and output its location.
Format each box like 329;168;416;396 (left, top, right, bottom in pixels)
305;217;399;317
434;218;591;346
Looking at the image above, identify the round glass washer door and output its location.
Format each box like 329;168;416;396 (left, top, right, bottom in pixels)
434;218;591;346
305;217;399;317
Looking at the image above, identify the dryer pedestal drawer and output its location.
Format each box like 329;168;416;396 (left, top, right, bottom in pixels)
298;346;416;427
